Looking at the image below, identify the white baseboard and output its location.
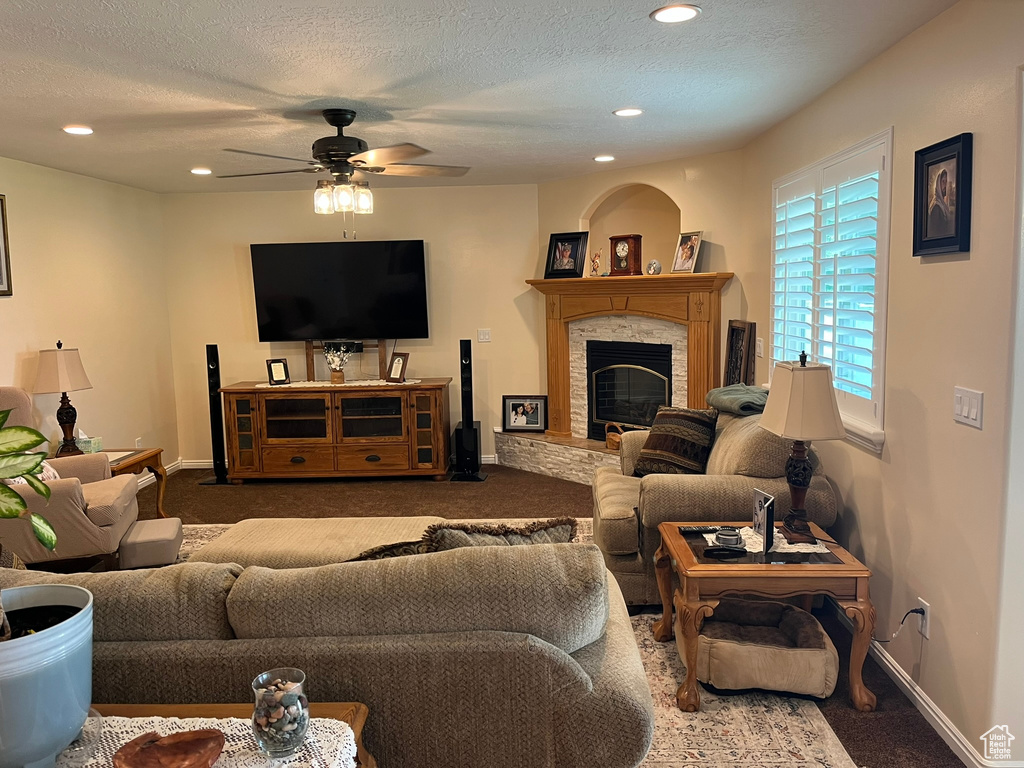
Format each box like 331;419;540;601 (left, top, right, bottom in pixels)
482;454;496;465
179;459;213;470
134;458;183;489
828;602;1022;767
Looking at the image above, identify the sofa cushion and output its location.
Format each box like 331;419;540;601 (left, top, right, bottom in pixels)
633;407;718;477
592;467;642;555
705;413;807;478
227;543;609;655
425;518;577;550
0;562;241;641
82;473;138;527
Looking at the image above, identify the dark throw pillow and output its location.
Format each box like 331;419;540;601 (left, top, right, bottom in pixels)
423;517;578;551
348;540;434;561
632;407;718;477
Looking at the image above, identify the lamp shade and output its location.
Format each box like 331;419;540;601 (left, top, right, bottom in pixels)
33;347;92;394
760;360;845;441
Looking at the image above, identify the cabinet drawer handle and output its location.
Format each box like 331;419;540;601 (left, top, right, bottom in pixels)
290;456;306;464
365;454;381;462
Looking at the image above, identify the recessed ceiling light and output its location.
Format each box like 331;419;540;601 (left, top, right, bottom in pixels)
190;167;213;175
613;108;643;117
649;4;701;23
594;155;616;163
62;125;93;135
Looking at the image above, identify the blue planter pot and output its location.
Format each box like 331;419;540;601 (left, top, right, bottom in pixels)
0;585;93;768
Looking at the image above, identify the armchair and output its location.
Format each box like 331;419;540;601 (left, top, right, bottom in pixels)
592;412;840;605
0;387;138;564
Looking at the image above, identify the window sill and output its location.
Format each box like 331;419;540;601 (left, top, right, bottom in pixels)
841;416;885;453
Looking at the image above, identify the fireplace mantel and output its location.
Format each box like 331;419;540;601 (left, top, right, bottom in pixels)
527;272;734;437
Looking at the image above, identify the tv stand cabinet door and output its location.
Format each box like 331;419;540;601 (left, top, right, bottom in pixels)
334;393;408;442
225;394;260;477
259;393;333;444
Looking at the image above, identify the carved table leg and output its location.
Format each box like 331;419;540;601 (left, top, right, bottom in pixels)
842;598;878;712
146;461;169;519
652;542;675;642
676;595;716;712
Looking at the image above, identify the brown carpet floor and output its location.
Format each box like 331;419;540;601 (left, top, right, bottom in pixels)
139;467;961;767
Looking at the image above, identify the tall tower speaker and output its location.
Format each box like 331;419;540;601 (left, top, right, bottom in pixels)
451;338;486;482
199;344;230;485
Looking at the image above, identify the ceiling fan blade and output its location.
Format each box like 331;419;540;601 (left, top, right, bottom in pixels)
223;148;319;165
375;163;471;178
349;143;429;167
216;168;321;178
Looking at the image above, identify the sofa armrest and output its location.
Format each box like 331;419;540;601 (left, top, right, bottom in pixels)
639;474;837;529
619;430;648;477
48;453;112;484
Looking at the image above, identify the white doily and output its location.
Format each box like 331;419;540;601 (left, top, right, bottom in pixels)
58;716;357;768
255;379;420;388
704;526;830;554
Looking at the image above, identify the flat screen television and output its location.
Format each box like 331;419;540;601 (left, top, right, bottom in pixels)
250;240;428;342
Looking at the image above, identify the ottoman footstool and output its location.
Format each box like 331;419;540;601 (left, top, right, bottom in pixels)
119;517;183;569
678;597;839;698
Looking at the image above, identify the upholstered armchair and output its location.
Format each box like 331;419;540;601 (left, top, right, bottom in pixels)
592;412;840;605
0;386;139;564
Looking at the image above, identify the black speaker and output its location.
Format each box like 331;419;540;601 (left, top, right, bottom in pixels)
199;344;230;485
459;338;474;427
452;339;486;481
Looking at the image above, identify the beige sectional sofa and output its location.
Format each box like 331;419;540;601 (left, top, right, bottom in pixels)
593;413;840;605
0;543;654;768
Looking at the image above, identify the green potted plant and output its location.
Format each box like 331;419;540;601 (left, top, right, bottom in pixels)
0;408;93;768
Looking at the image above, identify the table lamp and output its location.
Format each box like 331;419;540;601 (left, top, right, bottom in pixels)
759;351;846;543
32;340;93;457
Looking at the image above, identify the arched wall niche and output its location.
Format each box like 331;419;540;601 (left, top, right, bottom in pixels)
580;183;681;274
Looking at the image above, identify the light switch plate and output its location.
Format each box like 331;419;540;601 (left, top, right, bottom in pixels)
756;338;764;358
953;387;983;429
477;329;491;343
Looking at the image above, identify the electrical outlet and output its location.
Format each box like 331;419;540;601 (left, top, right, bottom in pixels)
756;338;764;358
135;437;143;449
477;329;491;343
917;597;930;639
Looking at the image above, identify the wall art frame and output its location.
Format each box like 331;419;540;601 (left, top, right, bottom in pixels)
725;320;756;386
0;194;11;297
913;133;973;257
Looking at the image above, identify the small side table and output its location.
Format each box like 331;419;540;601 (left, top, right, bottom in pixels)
104;448;168;518
92;702;377;767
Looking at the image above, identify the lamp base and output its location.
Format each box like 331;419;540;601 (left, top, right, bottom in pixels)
55;440;84;458
55;392;84;457
780;512;817;544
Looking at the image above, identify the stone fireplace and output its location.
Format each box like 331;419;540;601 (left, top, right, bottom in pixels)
586;340;672;440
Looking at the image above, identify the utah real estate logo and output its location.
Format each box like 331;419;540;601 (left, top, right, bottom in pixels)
980;725;1014;761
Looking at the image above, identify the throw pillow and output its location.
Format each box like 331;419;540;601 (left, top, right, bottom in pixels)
0;544;26;570
0;460;60;486
424;517;577;551
633;406;719;477
348;539;434;561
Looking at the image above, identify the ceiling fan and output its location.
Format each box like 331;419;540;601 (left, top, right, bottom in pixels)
218;108;470;181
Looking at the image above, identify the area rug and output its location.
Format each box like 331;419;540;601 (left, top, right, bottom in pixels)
179;518;856;767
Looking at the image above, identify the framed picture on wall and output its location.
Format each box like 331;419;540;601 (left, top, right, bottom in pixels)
913;133;973;257
543;232;588;279
0;195;11;297
671;231;703;273
725;320;756;386
502;395;548;432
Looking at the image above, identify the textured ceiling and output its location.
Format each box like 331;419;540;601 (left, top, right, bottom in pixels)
0;0;955;193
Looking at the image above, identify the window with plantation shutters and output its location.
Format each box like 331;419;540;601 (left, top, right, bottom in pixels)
771;129;892;451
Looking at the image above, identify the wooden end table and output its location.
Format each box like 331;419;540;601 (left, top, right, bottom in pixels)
105;448;168;518
652;521;876;713
92;702;377;767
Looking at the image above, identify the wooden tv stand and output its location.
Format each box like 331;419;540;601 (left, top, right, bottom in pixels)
221;378;451;482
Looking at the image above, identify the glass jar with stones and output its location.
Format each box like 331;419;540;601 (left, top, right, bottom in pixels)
251;667;310;758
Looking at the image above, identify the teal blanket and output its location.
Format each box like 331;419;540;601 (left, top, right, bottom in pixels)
706;384;769;416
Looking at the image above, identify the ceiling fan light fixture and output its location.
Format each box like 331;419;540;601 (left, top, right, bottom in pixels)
190;167;212;175
62;125;93;135
649;4;701;23
594;155;616;163
332;182;355;212
314;179;335;215
354;183;374;214
613;108;643;117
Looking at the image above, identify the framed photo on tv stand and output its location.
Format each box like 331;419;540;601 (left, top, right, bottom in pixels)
386;352;409;383
267;359;290;385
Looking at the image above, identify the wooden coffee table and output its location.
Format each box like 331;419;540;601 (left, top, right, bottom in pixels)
93;702;377;767
652;521;876;713
105;448;168;518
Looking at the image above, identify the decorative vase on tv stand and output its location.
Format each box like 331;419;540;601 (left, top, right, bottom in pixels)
323;342;354;384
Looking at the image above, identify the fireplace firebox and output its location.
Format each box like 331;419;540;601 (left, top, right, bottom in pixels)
586;340;672;440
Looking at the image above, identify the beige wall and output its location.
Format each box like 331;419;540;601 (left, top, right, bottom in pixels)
588;185;681;275
160;184;540;460
0;157;177;457
737;0;1024;752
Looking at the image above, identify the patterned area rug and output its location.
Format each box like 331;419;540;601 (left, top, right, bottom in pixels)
180;519;856;767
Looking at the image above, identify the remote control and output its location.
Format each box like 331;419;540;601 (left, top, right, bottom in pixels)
680;525;722;535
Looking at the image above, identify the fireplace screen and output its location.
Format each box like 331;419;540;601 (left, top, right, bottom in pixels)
586;340;672;440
